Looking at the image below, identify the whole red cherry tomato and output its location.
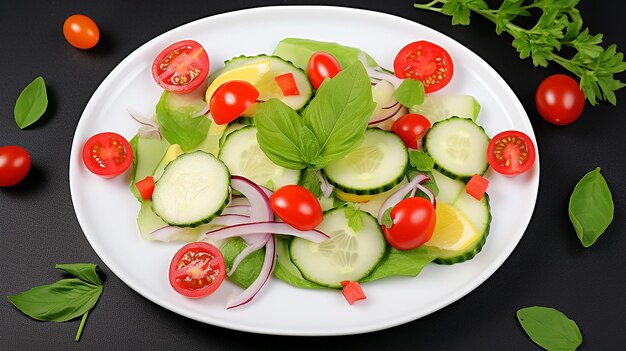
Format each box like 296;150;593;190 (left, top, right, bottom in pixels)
383;197;436;250
270;185;323;231
63;14;100;49
0;146;31;187
307;52;341;90
391;113;432;149
535;74;585;125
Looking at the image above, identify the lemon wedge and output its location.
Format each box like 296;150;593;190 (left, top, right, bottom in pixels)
205;59;272;103
164;144;184;165
425;203;480;251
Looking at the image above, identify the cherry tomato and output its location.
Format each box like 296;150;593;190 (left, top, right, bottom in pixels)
391;113;431;149
82;132;133;178
307;52;342;90
487;130;536;176
270;185;323;231
535;74;585;125
169;242;225;298
210;80;259;125
63;14;100;49
152;40;210;94
383;197;436;250
393;40;454;93
0;146;31;187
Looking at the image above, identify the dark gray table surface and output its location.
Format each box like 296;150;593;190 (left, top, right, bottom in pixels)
1;0;625;349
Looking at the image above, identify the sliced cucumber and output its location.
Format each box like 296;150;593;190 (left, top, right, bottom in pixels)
431;169;465;204
409;95;480;123
429;193;491;264
219;123;246;148
322;128;408;195
210;55;313;113
423;117;490;181
219;126;301;191
290;207;386;288
152;151;230;227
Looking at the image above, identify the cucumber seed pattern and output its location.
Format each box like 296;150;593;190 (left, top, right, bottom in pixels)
318;229;358;274
238;143;277;183
444;134;470;161
345;144;383;175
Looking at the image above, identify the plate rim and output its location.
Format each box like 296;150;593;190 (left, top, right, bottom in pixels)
69;5;539;336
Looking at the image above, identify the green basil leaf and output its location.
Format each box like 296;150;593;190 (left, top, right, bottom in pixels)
220;237;265;289
394;79;425;108
409;151;434;171
273;237;324;289
155;91;211;151
344;206;364;232
255;99;309;170
298;168;323;198
517;306;582;351
56;264;102;286
568;167;614;247
361;246;436;282
8;278;102;322
14;76;48;129
302;62;376;164
298;127;321;165
381;208;393;228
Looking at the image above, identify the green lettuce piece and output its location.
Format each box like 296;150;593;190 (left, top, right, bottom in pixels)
273;37;378;70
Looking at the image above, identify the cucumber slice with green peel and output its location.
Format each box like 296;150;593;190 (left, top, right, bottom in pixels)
290;207;386;288
219;126;301;191
210;55;313;113
423;117;490;181
428;193;491;264
431;169;465;204
219;123;246;148
409;95;480;123
322;128;408;195
152;151;230;227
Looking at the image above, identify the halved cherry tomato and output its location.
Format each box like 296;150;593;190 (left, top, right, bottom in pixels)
0;146;31;187
82;132;133;178
152;40;209;94
210;80;259;125
391;113;431;149
63;14;100;49
383;197;436;250
307;52;341;90
535;74;585;125
275;73;300;96
169;242;225;298
487;130;536;176
393;40;454;93
270;185;323;231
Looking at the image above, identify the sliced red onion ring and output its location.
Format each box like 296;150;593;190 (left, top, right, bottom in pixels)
228;234;270;276
369;102;403;125
416;183;436;207
127;107;159;129
150;226;185;241
231;176;274;244
359;55;403;90
221;206;251;216
378;174;430;223
210;214;250;227
315;171;334;198
226;235;276;309
382;101;400;110
203;221;329;243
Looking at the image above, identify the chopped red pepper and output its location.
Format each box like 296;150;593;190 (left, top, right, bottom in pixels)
275;73;300;97
341;281;366;305
466;174;489;200
136;176;155;201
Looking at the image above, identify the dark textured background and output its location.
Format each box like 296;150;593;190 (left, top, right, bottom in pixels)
1;0;624;349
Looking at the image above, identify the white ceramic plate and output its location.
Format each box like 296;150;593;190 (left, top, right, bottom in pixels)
69;6;539;336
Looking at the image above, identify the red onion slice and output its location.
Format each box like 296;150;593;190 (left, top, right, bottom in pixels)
415;183;436;207
378;174;430;222
210;214;250;227
369;102;403;125
230;176;274;244
315;171;334;198
221;206;251;216
127;107;159;129
228;234;270;276
226;235;276;309
203;221;329;243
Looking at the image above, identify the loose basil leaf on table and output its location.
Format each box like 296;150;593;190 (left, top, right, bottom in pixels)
14;76;48;129
568;167;614;247
7;263;104;342
517;306;582;351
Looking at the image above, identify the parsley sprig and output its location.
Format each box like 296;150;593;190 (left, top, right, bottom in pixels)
414;0;626;105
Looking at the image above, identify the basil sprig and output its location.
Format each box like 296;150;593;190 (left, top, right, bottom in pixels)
568;167;614;247
7;263;104;342
14;76;48;129
255;62;376;171
517;306;582;351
